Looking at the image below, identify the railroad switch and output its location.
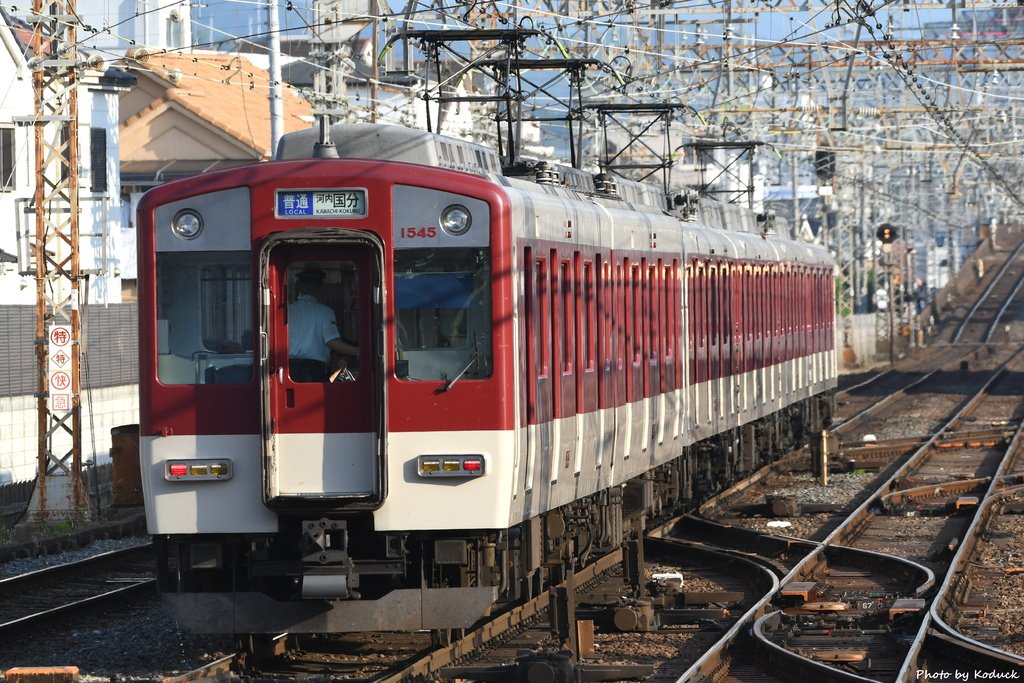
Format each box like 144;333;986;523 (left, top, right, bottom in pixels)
610;599;655;631
780;581;820;602
577;596;733;632
955;496;980;510
888;598;926;620
439;649;653;683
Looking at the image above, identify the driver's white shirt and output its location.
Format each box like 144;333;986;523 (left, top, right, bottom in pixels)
288;294;340;363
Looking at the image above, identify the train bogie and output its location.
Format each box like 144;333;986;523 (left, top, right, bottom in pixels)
138;123;836;634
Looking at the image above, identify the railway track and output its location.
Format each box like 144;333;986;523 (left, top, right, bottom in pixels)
950;239;1024;345
923;411;1024;669
0;544;155;635
678;350;1024;681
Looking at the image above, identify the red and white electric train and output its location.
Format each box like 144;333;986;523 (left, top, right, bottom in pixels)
137;123;837;634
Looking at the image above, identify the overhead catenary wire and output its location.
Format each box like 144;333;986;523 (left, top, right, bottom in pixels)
7;0;1022;217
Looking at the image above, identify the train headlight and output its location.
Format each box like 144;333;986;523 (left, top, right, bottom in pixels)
417;454;485;477
440;205;471;236
165;459;232;481
171;209;204;240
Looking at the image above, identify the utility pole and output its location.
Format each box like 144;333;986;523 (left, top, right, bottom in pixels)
268;0;284;154
23;0;89;519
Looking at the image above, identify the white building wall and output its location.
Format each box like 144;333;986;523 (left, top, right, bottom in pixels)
74;0;192;54
0;54;130;304
0;20;36;305
80;84;128;304
0;385;139;484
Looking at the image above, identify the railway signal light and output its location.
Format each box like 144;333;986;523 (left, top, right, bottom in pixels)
876;224;898;244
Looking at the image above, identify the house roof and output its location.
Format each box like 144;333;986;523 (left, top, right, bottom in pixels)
121;49;313;159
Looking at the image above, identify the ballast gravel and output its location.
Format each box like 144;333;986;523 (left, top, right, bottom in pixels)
0;535;232;679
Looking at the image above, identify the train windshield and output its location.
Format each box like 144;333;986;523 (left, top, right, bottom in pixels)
155;251;253;384
394;247;492;381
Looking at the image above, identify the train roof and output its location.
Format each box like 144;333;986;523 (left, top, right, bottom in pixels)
276;123;800;243
276;123;669;213
277;123;503;175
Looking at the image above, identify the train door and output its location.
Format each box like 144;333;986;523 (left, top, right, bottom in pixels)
259;236;385;508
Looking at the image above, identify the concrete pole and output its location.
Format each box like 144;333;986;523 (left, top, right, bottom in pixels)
268;0;284;156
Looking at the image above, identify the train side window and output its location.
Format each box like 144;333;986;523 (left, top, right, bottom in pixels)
755;265;763;366
632;263;643;366
668;262;679;384
538;257;551;377
616;263;626;370
394;247;493;381
709;265;718;350
155;251;252;385
599;257;612;370
649;263;660;363
686;263;694;379
721;265;730;374
770;270;778;339
820;270;827;348
581;258;596;372
662;264;671;362
560;258;574;374
624;261;634;371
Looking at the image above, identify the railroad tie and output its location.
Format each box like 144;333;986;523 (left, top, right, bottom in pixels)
4;667;79;683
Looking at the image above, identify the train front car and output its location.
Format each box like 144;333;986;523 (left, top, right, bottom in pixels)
137;130;516;634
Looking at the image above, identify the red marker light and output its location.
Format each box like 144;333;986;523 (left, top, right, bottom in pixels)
168;463;188;477
463;459;482;472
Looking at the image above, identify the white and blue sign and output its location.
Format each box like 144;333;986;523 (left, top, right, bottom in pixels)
276;189;367;218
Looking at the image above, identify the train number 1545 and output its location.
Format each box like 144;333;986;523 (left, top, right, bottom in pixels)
400;227;438;239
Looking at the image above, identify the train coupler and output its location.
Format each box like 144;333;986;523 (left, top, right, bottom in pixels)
300;518;355;599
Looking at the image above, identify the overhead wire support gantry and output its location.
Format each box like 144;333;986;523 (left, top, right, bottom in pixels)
400;28;601;168
687;140;761;210
587;102;689;206
20;0;90;519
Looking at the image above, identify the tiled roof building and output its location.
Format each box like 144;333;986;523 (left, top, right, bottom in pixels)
120;49;313;184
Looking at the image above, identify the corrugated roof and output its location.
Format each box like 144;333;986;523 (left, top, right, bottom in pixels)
124;49;312;156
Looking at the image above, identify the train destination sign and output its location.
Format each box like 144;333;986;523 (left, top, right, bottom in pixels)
276;189;367;218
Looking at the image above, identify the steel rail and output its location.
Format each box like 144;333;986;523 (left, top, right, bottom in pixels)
0;543;155;635
160;653;238;683
0;543;152;595
951;240;1024;344
910;409;1024;679
829;368;941;431
0;579;155;636
678;348;1024;682
982;268;1024;344
372;548;625;683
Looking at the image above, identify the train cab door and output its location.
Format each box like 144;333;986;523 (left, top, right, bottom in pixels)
259;235;385;509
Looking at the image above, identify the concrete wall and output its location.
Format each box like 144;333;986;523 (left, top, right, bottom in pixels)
0;385;138;484
841;313;878;370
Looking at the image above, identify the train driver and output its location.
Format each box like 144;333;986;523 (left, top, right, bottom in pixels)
288;266;359;382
